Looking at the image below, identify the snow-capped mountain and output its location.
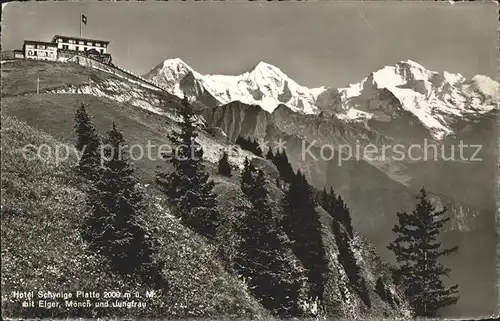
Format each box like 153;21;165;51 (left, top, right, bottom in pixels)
143;58;324;114
336;60;499;139
145;58;498;140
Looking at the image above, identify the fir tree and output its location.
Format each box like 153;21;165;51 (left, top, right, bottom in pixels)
74;102;101;181
375;277;395;307
240;157;256;195
272;150;295;183
156;96;221;240
317;187;334;215
266;147;274;160
317;188;329;208
254;139;264;157
237;166;305;317
235;136;263;157
332;219;370;307
282;170;328;301
319;188;354;238
388;188;459;317
334;195;354;238
82;122;165;288
320;187;369;306
217;150;232;177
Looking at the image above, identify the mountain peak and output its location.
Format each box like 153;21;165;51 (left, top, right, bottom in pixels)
254;61;275;70
142;58;197;97
251;61;286;78
399;59;426;69
370;59;437;89
162;58;192;71
470;74;499;99
145;58;320;114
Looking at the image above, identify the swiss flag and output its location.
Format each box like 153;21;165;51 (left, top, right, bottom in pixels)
82;14;87;25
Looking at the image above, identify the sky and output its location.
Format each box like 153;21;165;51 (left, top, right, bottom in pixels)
2;1;497;88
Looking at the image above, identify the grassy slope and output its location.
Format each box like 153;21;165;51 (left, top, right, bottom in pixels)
2;60;94;96
2;93;174;182
0;115;268;319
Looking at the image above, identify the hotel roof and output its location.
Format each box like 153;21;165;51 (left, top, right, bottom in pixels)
52;35;111;45
23;40;58;47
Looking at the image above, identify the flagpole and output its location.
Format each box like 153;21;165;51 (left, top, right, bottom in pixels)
80;13;82;38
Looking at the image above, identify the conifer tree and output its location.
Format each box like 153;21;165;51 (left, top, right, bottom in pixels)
74;102;101;181
321;187;370;306
332;219;370;307
332;194;353;238
240;157;256;195
317;188;329;208
253;139;264;157
266;147;274;160
272;150;295;183
388;188;459;317
236;136;263;157
82;122;165;288
217;150;232;177
317;187;334;216
156;96;221;240
237;166;305;317
375;277;395;307
319;188;354;238
282;170;328;301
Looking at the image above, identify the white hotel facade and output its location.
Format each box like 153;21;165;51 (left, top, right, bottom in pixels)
18;35;111;63
51;35;110;54
23;41;58;61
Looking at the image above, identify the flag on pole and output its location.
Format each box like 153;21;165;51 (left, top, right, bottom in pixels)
82;14;87;25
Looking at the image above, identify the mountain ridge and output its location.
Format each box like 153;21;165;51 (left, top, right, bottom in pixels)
144;58;498;140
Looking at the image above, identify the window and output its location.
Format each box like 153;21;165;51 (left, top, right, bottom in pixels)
33;51;37;56
38;45;45;49
79;41;84;45
96;43;101;47
62;45;69;50
28;50;32;56
84;47;87;51
87;42;93;46
57;38;62;43
100;49;104;54
75;46;79;51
